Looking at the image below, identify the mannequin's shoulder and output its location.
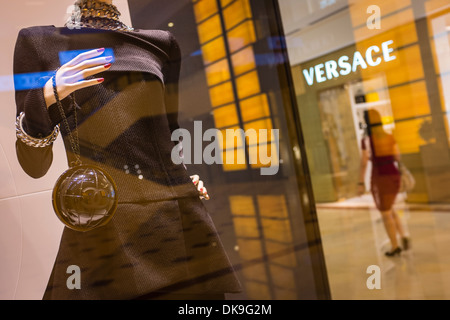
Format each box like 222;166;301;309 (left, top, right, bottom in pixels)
134;28;171;38
133;29;180;59
134;29;178;46
16;25;58;43
18;25;56;35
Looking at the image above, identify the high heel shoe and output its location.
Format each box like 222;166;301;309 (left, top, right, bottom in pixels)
385;247;402;257
402;237;410;251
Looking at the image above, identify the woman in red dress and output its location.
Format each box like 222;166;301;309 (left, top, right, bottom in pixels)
358;109;410;257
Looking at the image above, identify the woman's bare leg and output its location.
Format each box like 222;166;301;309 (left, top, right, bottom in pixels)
380;210;399;249
392;210;405;238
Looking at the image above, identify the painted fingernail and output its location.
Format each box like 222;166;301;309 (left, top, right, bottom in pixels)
97;78;104;83
104;63;112;68
105;56;113;62
97;48;105;53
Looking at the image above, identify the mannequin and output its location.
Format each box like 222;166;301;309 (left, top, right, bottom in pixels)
13;0;241;299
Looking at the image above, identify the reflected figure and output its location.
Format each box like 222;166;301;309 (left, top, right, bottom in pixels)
13;0;240;299
358;109;410;257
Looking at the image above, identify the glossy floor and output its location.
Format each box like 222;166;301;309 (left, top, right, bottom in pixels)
317;194;450;300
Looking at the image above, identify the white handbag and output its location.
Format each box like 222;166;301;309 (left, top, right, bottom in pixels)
399;162;415;193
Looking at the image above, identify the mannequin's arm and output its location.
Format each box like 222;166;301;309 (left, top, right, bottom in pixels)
357;151;369;196
164;32;186;170
164;32;209;199
393;142;401;162
13;29;57;179
14;29;108;179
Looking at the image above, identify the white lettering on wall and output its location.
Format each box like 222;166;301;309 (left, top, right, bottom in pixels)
352;51;368;72
382;40;396;62
338;56;352;76
303;67;315;86
315;63;327;83
366;45;382;66
302;40;397;85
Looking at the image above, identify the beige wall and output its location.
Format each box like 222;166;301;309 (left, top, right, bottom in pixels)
279;0;353;65
0;0;131;300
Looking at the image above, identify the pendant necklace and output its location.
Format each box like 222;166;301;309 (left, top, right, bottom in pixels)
51;72;118;232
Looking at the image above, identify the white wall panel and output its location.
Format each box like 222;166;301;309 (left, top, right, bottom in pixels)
0;198;22;300
0;142;17;200
284;8;354;66
14;191;64;300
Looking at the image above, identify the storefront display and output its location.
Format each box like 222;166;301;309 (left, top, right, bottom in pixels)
2;0;450;301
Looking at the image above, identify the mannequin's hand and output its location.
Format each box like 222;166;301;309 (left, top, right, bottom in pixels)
44;48;112;108
190;175;210;200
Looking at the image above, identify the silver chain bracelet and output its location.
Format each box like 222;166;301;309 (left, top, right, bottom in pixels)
15;112;60;148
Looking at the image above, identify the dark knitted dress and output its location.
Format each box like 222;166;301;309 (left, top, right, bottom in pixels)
13;26;241;300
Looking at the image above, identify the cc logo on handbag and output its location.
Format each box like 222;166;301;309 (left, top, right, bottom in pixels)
81;187;110;210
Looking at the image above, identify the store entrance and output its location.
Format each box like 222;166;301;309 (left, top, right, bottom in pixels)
317;85;360;201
